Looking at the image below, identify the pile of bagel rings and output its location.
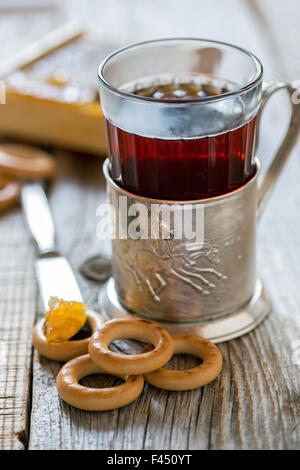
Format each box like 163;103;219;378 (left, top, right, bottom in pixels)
33;311;223;411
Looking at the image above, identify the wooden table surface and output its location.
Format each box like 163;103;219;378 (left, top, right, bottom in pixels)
0;0;300;450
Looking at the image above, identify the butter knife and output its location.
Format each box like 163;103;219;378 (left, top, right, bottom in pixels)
21;182;83;311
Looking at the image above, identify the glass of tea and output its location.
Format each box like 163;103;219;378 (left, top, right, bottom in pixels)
98;39;262;200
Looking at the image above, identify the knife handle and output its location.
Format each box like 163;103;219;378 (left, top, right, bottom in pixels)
21;182;57;255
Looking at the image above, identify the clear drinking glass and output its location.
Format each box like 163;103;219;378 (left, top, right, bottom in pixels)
98;38;263;200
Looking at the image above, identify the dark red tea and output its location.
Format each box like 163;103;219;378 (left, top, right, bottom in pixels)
105;81;257;200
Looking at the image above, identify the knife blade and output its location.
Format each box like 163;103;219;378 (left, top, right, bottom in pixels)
21;182;83;311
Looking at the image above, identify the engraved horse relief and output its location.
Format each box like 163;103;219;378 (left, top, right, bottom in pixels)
118;234;227;302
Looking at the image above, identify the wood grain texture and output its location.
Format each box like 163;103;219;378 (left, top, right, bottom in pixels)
29;146;300;450
0;0;300;450
0;10;61;450
0;207;37;450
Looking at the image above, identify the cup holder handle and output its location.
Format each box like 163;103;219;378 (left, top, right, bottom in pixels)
257;81;300;219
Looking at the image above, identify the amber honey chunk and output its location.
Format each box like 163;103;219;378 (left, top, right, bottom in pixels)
44;297;87;344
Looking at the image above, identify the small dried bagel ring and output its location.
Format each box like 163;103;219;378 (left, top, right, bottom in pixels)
56;354;144;411
89;318;174;375
0;143;56;180
0;177;21;212
143;334;222;391
33;310;105;362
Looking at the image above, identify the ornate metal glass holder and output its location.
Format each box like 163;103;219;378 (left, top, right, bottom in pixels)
97;38;300;342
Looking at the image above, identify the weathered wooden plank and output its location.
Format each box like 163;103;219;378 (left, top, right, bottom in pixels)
28;113;300;450
0;0;298;450
0;9;65;451
28;314;300;449
28;0;300;450
0;208;37;450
